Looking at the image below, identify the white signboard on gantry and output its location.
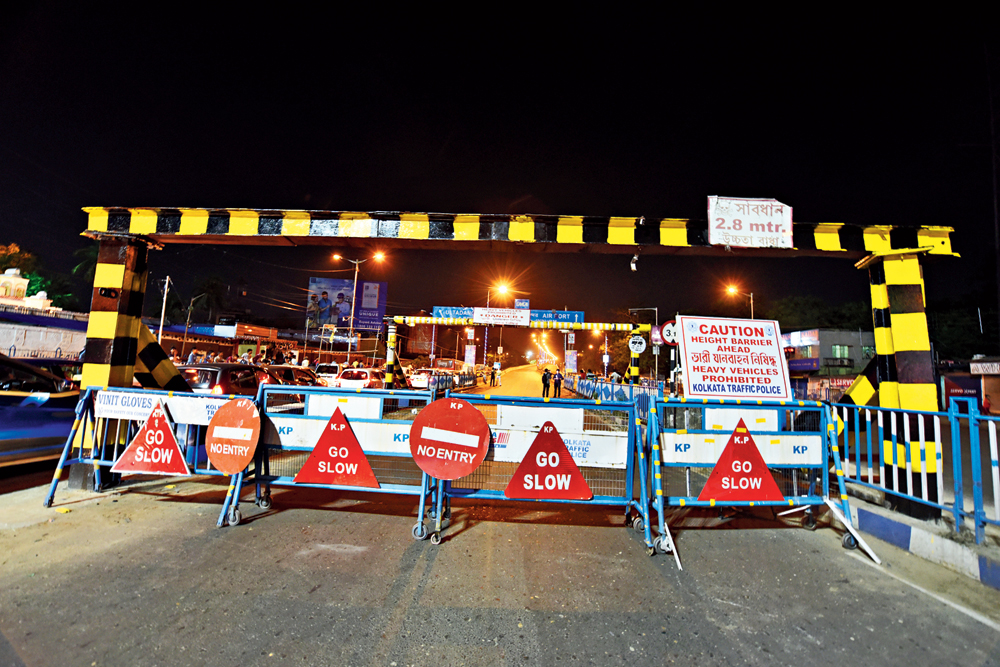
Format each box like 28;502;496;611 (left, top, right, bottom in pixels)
473;307;531;326
707;196;793;249
678;316;792;401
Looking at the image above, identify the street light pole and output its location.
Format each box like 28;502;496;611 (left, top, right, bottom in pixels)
726;285;754;319
334;252;384;365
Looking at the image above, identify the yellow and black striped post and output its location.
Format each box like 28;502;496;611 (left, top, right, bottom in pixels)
860;250;938;516
628;325;641;385
385;321;397;390
134;324;192;392
69;237;152;490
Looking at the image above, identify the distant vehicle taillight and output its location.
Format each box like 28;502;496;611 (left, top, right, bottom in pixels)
211;384;223;394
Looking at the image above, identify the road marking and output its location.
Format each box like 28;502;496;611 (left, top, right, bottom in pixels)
846;551;1000;632
421;426;480;449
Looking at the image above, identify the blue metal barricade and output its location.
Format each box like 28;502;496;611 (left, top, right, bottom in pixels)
44;387;238;508
414;394;655;552
648;397;867;566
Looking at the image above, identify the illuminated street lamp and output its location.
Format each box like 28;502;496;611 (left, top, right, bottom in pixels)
726;284;754;319
333;251;385;363
484;283;509;367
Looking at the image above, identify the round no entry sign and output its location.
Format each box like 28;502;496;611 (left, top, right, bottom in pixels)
206;398;261;475
409;398;490;479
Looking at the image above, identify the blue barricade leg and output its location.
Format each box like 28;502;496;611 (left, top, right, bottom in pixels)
217;472;243;527
43;390;93;507
412;472;430;540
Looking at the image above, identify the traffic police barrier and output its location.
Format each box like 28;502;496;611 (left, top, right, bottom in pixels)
412;394;655;553
648;397;878;568
44;386;242;509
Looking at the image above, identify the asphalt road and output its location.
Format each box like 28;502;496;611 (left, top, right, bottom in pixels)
3;471;1000;667
464;365;564;399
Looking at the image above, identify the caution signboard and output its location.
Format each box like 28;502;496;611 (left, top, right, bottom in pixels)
110;401;189;476
205;398;261;475
294;407;379;487
409;398;490;480
504;421;592;500
697;418;785;503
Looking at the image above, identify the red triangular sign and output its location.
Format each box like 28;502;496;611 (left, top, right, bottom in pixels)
110;401;190;476
505;421;592;500
293;407;380;488
698;418;785;502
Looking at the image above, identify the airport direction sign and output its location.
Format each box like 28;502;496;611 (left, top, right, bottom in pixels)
409;398;490;480
432;306;585;324
678;316;792;401
205;398;261;475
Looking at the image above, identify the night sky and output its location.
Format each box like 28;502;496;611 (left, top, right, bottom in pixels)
2;10;998;358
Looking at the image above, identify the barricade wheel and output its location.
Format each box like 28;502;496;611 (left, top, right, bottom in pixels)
258;495;272;510
842;533;858;550
412;523;428;540
653;535;672;554
430;532;442;545
631;516;644;533
646;546;655;556
227;508;242;527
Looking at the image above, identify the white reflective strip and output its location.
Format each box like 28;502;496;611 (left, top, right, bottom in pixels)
989;421;999;522
918;415;928;502
866;410;874;485
212;426;253;441
903;413;912;497
934;416;944;505
421;426;480;449
878;411;886;490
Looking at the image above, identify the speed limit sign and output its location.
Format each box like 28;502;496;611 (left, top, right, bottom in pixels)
628;335;647;354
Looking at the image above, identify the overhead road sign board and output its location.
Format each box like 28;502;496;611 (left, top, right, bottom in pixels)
707;197;793;249
110;401;189;476
409;398;491;480
678;316;792;401
433;307;585;324
514;299;530;310
473;307;531;326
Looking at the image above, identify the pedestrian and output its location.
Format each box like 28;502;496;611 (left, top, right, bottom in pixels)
542;367;551;398
985;394;993;416
490;367;496;386
553;369;563;398
187;347;198;364
169;347;178;363
609;368;621;383
274;347;285;365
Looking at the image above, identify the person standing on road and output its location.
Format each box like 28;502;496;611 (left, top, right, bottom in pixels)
187;347;198;364
542;368;551;397
490;367;496;386
553;369;563;398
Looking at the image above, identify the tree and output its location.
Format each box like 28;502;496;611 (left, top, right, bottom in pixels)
0;243;38;273
71;243;99;284
24;271;78;310
192;276;229;324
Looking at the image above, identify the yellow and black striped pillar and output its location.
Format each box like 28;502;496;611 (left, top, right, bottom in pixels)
80;238;150;390
865;252;938;516
385;322;398;389
628;326;641;385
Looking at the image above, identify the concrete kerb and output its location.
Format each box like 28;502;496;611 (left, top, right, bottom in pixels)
830;482;1000;591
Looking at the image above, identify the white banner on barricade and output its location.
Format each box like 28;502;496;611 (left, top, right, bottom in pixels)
660;432;822;466
95;391;229;425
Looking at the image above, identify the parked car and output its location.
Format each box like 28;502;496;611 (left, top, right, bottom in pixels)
407;368;440;389
23;358;85;388
333;368;384;389
0;354;80;467
266;365;325;386
315;363;341;385
177;363;283;396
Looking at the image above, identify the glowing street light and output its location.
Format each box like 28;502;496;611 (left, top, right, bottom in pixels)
333;251;385;362
726;284;754;319
485;283;510;368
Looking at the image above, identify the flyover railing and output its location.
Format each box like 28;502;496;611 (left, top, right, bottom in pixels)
833;397;1000;545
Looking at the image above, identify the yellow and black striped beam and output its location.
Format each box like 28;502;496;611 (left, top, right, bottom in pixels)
839;356;879;407
81;238;150;390
134;325;192;392
84;208;957;258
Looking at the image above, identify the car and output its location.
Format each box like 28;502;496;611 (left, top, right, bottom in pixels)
266;365;325;386
177;363;283;396
315;363;341;385
333;368;384;389
407;367;441;389
0;354;81;467
23;358;85;388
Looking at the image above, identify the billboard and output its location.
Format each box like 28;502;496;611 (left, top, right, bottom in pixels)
407;323;433;355
307;278;387;331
